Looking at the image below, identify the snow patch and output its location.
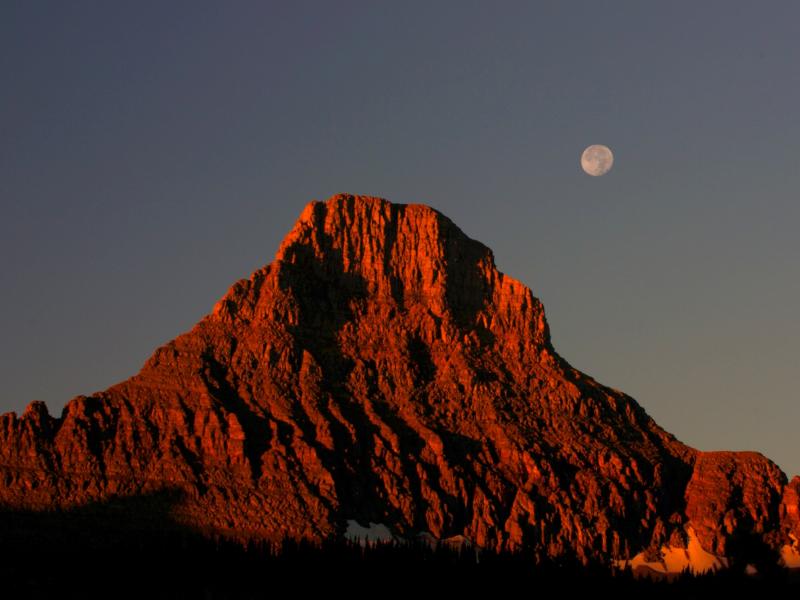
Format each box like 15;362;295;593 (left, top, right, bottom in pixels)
416;531;480;562
344;522;481;561
345;520;395;544
441;534;473;549
415;531;473;549
617;527;728;575
781;534;800;568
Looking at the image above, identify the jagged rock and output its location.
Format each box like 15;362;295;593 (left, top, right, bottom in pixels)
0;194;794;566
684;451;786;556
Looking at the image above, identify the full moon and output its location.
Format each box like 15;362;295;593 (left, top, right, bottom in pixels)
581;144;614;176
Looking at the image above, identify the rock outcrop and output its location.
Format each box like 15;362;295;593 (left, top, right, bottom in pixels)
0;194;795;567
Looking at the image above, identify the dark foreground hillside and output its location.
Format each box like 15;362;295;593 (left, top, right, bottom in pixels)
1;498;797;600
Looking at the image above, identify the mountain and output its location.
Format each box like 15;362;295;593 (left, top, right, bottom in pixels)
1;193;798;571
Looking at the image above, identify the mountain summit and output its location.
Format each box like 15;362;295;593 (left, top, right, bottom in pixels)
1;194;797;571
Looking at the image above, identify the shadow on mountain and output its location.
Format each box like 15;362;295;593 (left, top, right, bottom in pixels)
1;491;799;599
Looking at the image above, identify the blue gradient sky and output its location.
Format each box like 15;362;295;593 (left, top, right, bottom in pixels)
2;2;798;475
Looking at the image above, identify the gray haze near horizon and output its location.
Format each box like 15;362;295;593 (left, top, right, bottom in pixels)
2;2;798;477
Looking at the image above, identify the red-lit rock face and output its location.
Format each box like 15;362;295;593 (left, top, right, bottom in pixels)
0;194;793;564
782;477;800;536
684;451;786;556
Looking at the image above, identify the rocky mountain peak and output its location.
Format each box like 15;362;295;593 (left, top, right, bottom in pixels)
272;194;539;337
0;193;796;573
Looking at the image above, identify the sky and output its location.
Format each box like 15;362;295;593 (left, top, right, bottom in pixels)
1;1;798;477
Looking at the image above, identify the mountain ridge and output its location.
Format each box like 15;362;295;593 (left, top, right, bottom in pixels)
1;193;797;571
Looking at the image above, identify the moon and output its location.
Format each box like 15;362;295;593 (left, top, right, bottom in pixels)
581;144;614;176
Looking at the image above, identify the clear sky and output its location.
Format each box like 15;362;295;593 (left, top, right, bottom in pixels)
2;1;798;476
